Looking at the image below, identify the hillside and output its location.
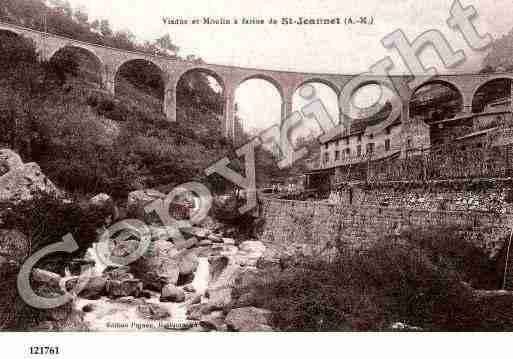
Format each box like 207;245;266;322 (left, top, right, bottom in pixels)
0;30;235;200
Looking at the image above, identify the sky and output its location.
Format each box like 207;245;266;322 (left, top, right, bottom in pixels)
66;0;512;132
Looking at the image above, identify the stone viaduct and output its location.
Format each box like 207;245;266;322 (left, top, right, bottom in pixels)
2;21;512;140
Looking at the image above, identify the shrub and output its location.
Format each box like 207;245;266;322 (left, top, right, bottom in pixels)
1;193;107;274
241;226;502;331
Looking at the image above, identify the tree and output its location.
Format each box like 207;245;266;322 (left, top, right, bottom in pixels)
74;6;89;26
99;19;112;37
155;34;179;55
112;30;136;50
90;19;100;31
50;0;72;17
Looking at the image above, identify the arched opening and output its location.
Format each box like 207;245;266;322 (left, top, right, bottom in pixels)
49;46;104;87
347;82;398;126
235;77;283;142
410;81;463;123
115;59;165;113
176;68;224;130
292;80;339;140
410;81;464;148
472;78;512;113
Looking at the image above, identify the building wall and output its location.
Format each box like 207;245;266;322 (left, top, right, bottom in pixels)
319;124;403;169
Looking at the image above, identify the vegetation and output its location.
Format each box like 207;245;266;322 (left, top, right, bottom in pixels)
239;226;509;331
482;29;513;72
0;0;300;199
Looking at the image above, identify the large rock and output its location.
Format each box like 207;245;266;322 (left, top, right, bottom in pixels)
65;276;107;300
239;241;266;254
106;278;143;298
0;229;30;263
127;189;166;223
0;150;61;203
0;149;22;174
160;284;185;303
178;251;199;277
110;239;140;259
31;268;63;293
103;266;134;282
225;307;273;332
200;310;228;331
137;302;171;320
181;227;211;239
89;193;119;223
236;241;266;267
130;240;180;291
206;287;233;311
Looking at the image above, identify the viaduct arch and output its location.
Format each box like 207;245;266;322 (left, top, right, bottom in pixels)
1;21;512;141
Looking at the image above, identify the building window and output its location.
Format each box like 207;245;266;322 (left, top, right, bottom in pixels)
357;135;362;142
335;150;340;161
357;145;362;156
369;133;374;140
385;139;391;151
325;143;329;150
346;148;350;156
346;138;350;145
385;127;391;135
324;152;329;164
367;143;374;154
407;139;412;148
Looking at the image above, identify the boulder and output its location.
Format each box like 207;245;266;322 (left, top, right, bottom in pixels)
160;284;185;303
130;240;180;290
127;189;166;223
178;251;199;277
236;241;266;267
208;256;244;291
66;275;107;300
110;239;140;259
106;279;143;298
67;259;96;276
137;302;171;320
81;303;97;313
0;229;29;263
149;225;180;242
0;149;23;174
31;268;63;293
183;284;196;293
186;303;211;321
200;310;227;331
225;307;273;332
239;241;266;254
89;193;119;223
223;238;236;246
186;293;202;305
180;237;199;250
206;287;232;310
208;234;223;243
181;227;211;239
103;266;134;281
0;157;61;203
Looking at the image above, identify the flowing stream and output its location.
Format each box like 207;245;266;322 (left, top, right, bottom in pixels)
68;245;210;332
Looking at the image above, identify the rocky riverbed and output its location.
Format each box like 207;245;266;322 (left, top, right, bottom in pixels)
0;148;275;332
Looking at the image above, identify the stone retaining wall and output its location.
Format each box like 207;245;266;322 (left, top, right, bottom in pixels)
257;198;512;260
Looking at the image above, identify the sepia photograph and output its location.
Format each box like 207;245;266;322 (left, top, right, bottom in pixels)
1;0;513;356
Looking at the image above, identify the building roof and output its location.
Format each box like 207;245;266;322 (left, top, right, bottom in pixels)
321;114;401;144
